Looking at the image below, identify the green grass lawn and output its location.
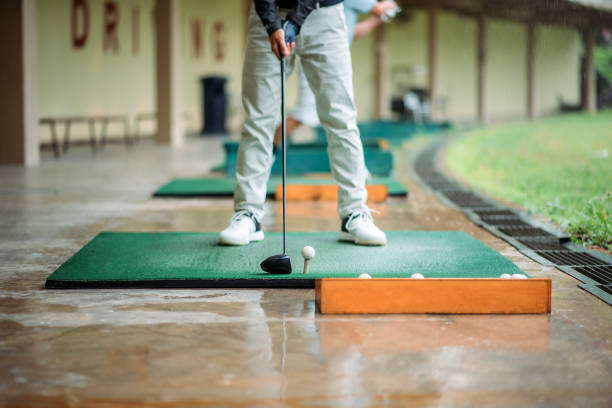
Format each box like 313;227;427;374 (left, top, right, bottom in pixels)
446;111;612;250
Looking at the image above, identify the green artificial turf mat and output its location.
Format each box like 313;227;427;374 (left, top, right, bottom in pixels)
314;120;452;144
222;140;394;176
225;150;393;176
153;177;407;197
154;177;237;197
45;231;524;288
210;163;225;173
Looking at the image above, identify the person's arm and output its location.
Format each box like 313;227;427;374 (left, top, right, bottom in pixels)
254;0;283;36
253;0;290;59
369;1;399;18
254;0;316;60
353;15;382;41
348;1;399;42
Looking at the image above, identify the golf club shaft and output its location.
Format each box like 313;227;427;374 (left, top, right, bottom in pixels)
281;56;286;255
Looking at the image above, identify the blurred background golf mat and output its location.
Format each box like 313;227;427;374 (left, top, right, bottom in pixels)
153;176;408;198
45;231;524;288
222;140;394;176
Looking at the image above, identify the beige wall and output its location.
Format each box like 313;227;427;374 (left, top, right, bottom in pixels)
536;25;581;116
37;0;155;142
486;20;528;121
349;10;581;124
437;12;477;122
385;11;581;123
180;0;247;134
35;1;583;144
388;10;428;99
385;10;481;122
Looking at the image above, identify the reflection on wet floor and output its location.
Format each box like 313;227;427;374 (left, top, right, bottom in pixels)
317;315;552;353
0;139;611;407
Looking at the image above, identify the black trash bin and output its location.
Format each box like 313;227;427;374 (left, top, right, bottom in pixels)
200;76;227;135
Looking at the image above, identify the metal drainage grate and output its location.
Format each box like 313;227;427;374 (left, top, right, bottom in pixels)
482;218;527;226
479;214;520;221
534;251;607;267
497;225;556;238
413;137;612;306
443;191;492;208
599;285;612;295
428;183;466;192
473;209;517;217
517;239;569;251
573;266;612;284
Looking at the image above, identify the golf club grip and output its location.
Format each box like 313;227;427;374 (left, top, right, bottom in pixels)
281;56;286;255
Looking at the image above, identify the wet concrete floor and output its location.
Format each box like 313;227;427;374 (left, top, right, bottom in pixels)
1;137;611;407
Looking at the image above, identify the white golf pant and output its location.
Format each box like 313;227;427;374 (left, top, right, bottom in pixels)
235;4;368;220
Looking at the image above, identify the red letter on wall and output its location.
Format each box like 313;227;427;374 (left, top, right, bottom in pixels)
191;19;203;59
103;1;120;53
71;0;89;49
213;21;225;61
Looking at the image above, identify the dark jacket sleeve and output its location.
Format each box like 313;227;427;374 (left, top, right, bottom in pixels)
254;0;283;36
254;0;317;36
286;0;317;32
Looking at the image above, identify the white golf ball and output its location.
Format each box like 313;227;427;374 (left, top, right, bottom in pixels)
301;246;315;259
512;273;528;279
358;273;372;279
499;273;512;279
411;273;425;279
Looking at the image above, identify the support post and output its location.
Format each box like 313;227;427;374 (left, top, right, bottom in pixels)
0;0;39;165
375;24;389;119
155;0;183;146
477;14;487;123
584;27;597;114
428;1;439;120
526;22;537;120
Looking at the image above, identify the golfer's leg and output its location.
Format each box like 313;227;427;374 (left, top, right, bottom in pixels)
299;5;368;218
234;7;284;220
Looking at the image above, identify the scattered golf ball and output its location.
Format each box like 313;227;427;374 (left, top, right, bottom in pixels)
301;246;315;259
411;273;425;279
512;273;527;279
499;273;512;279
358;273;372;279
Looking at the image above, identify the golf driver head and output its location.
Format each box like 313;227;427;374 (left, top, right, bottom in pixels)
260;254;292;274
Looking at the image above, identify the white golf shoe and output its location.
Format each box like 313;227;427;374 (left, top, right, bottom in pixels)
339;210;387;246
219;210;264;246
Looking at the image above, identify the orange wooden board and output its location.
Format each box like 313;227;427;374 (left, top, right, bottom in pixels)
315;278;551;314
275;184;388;202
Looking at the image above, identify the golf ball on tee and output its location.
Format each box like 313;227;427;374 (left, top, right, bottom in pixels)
411;273;425;279
499;273;512;279
358;273;372;279
512;273;527;279
301;246;315;259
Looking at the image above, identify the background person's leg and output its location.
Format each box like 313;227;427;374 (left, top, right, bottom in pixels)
291;63;321;128
235;7;295;220
273;116;301;148
298;5;368;219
